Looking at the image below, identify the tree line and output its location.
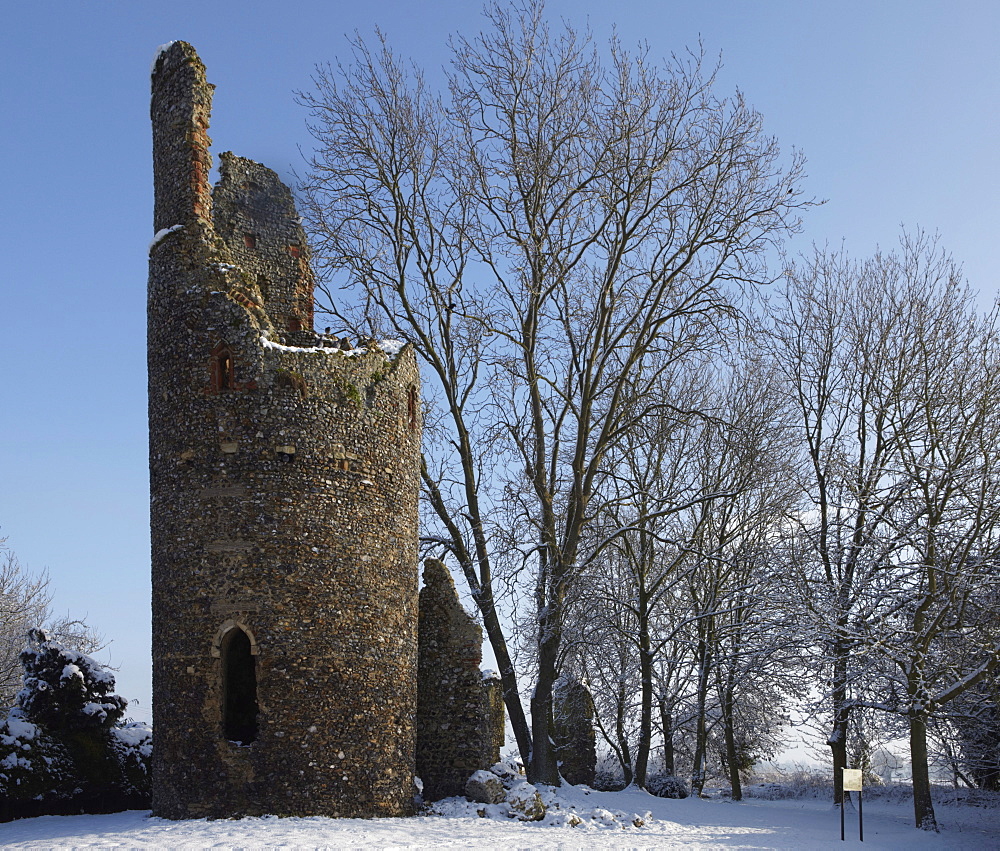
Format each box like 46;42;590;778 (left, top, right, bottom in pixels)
298;0;1000;831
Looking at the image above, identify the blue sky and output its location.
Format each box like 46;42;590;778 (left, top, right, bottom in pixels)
1;1;998;723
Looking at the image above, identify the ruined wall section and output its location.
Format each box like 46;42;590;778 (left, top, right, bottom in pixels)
149;41;420;820
416;559;499;801
481;673;505;768
213;153;315;336
553;676;597;786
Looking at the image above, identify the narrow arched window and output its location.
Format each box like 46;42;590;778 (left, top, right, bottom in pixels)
407;385;418;431
211;343;236;392
221;627;258;745
219;352;233;389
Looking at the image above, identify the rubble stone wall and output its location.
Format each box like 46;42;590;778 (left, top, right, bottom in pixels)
481;673;505;767
416;560;502;800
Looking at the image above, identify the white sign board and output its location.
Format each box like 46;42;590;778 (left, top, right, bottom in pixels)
843;768;863;792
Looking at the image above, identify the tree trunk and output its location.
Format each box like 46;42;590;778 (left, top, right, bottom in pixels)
691;706;707;796
422;458;533;766
615;675;634;786
633;606;654;787
478;597;532;766
909;711;939;831
528;605;561;785
719;671;742;801
829;642;850;806
658;698;675;776
691;627;712;797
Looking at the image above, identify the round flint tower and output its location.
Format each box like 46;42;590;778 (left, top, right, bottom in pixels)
148;42;420;818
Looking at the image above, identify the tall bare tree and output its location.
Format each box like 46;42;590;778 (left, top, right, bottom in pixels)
683;357;802;799
300;0;808;782
856;240;1000;830
766;247;911;806
566;357;714;788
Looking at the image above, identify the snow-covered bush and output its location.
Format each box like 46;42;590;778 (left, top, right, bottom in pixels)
592;769;627;792
646;773;689;799
590;751;628;791
0;630;148;819
0;709;77;816
742;767;829;800
745;781;798;800
17;629;126;732
109;721;152;799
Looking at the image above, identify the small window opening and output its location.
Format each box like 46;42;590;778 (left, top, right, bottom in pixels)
244;233;257;249
219;352;233;389
407;386;418;431
211;344;236;393
221;627;258;745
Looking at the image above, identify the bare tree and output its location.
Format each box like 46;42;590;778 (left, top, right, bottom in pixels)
298;17;534;764
936;675;1000;791
766;246;911;806
300;0;808;783
568;359;712;789
855;239;1000;830
0;540;104;708
687;358;803;800
561;348;801;795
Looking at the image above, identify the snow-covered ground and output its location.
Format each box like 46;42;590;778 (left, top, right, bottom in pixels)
2;785;998;849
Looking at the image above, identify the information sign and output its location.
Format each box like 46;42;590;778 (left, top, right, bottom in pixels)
843;768;863;792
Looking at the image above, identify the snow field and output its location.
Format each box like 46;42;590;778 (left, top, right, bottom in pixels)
2;784;998;849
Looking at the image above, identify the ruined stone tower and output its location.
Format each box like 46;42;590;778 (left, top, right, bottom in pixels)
148;42;421;818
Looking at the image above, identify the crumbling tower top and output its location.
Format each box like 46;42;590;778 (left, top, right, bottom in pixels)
213;153;316;334
151;41;315;337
